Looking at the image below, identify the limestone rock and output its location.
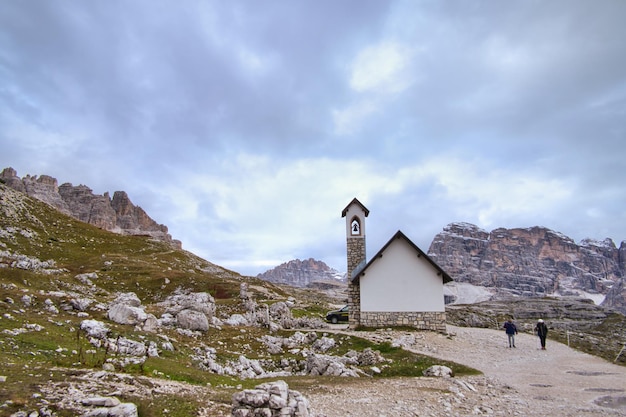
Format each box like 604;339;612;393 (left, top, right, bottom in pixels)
176;309;209;331
82;397;122;407
59;183;117;230
305;353;359;377
80;319;110;339
311;336;336;353
1;167;179;248
159;291;215;317
257;258;344;287
225;314;250;326
107;292;150;326
423;365;454;378
231;380;309;417
603;277;626;313
157;291;215;332
83;402;138;417
429;222;626;314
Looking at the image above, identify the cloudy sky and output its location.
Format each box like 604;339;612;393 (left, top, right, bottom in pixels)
1;1;625;276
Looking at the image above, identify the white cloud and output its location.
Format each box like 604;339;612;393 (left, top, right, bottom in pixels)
161;152;576;274
416;156;573;228
349;41;414;94
331;100;377;135
2;1;625;276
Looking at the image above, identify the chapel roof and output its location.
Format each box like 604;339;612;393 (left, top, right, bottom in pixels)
341;198;370;218
351;230;453;284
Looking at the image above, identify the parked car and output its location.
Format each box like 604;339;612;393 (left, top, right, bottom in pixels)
325;305;349;324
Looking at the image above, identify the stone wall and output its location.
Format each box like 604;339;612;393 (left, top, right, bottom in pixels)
359;311;447;333
347;237;365;328
348;280;361;328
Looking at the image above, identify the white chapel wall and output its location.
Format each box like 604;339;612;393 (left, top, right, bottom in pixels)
360;239;445;312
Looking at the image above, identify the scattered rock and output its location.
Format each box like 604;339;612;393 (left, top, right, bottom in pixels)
80;319;110;339
231;380;310;417
423;365;454;378
177;309;209;332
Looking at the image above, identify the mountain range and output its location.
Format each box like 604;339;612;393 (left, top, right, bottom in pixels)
256;258;345;287
429;222;626;313
3;167;625;315
0;167;179;248
1;167;625;416
258;224;626;315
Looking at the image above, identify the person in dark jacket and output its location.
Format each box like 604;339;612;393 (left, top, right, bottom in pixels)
535;319;548;350
503;319;518;348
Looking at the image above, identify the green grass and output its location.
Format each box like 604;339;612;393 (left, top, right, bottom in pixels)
0;186;481;416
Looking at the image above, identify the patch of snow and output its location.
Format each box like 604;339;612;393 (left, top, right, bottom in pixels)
553;289;606;305
444;222;487;233
444;282;494;304
579;238;616;249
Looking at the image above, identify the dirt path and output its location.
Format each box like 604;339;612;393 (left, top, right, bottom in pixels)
306;325;626;416
413;325;626;414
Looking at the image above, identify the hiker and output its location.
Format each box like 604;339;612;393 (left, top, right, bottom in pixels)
503;318;518;348
535;319;548;350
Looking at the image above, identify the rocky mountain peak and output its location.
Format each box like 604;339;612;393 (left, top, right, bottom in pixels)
257;258;345;287
1;167;180;248
429;222;626;314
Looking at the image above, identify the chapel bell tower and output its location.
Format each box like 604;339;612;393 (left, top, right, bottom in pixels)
341;198;369;328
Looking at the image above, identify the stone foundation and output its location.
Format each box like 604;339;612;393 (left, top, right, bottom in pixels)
359;311;447;333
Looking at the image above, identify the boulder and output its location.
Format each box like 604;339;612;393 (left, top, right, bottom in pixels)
108;304;148;326
225;314;250;326
111;293;141;308
80;320;110;339
83;402;138;417
423;365;454;378
176;309;209;332
311;336;335;353
142;314;159;332
70;297;93;311
231;380;309;417
82;397;121;407
108;293;149;326
305;353;359;377
159;291;215;316
104;337;147;357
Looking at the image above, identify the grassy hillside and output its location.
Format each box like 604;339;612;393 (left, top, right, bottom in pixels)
0;184;478;416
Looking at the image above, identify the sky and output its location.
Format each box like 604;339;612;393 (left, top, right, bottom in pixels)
1;1;625;276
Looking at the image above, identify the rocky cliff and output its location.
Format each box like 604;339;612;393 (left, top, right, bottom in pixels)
429;222;626;313
257;258;345;287
0;167;180;248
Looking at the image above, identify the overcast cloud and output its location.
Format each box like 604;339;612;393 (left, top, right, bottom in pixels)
1;1;625;275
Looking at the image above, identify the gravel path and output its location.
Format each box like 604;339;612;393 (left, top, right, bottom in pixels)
306;325;626;416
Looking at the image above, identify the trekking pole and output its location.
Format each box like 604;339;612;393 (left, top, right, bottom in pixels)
615;343;626;363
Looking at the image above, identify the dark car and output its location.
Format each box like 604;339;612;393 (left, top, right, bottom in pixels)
325;305;349;324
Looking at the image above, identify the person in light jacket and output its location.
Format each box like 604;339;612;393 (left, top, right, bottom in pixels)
503;319;518;348
535;319;548;350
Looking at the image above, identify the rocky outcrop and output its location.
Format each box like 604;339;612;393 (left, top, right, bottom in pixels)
1;167;180;248
231;380;310;417
257;258;344;287
429;223;626;313
603;278;626;312
58;183;117;230
157;291;216;332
